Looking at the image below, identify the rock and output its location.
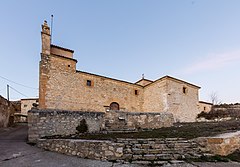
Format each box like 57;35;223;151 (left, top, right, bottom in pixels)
72;151;76;155
105;151;114;156
116;147;123;153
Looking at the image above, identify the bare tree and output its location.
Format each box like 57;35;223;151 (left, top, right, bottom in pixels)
210;92;221;105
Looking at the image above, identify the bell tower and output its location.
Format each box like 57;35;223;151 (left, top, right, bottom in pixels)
39;20;51;109
39;20;77;109
41;20;51;55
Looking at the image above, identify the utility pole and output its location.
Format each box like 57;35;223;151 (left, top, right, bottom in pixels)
7;84;10;106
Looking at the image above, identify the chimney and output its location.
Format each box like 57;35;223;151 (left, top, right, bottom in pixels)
41;20;51;55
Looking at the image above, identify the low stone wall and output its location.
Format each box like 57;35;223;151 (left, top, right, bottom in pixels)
37;132;240;164
28;109;174;143
28;109;105;143
118;138;203;161
197;104;240;121
198;131;240;156
37;138;204;164
104;110;174;131
37;139;124;161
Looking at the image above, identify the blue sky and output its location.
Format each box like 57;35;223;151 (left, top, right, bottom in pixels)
0;0;239;103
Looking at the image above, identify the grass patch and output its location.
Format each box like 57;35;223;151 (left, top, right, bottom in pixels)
225;150;240;162
186;155;229;162
44;120;240;140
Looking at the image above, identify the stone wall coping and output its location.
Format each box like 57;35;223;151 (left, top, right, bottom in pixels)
29;109;172;116
210;131;240;138
116;138;187;141
107;110;171;115
29;109;105;115
38;138;112;143
39;138;191;143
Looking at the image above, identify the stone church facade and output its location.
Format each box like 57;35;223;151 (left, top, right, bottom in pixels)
39;21;211;122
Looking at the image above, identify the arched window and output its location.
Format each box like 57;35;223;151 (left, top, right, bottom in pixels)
110;102;119;111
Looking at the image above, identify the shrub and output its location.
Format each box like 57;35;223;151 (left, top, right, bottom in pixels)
197;109;240;120
76;119;88;133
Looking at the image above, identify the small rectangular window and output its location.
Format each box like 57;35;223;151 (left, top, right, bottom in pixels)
183;87;187;94
135;90;138;95
24;104;27;107
87;80;92;86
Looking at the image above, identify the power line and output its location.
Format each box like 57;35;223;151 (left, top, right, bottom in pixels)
0;75;38;90
9;85;28;98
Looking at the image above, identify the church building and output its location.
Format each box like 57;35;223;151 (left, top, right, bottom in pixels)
39;21;211;122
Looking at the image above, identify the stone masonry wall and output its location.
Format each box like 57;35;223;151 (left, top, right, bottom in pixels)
37;138;205;164
143;79;167;112
166;79;200;122
197;131;240;156
142;77;201;122
40;23;144;112
0;96;19;127
37;139;124;161
28;109;105;143
42;55;144;112
39;21;202;123
104;110;174;131
0;96;11;127
197;104;240;121
135;79;153;87
37;131;240;164
198;101;212;113
50;45;73;59
21;99;38;115
212;104;240;117
28;109;174;142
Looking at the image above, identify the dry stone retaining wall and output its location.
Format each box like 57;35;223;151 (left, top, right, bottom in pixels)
37;139;124;161
197;131;240;156
197;104;240;121
104;110;174;131
28;109;105;143
118;138;203;161
37;138;204;164
37;132;240;164
28;109;174;143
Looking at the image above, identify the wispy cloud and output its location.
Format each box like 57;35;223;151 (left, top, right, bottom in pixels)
180;50;240;75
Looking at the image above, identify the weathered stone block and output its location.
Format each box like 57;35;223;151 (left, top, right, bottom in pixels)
122;154;132;160
132;148;144;154
143;154;156;160
207;138;224;144
132;154;142;160
132;161;151;164
105;150;114;156
155;153;172;160
116;147;123;154
147;149;162;154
